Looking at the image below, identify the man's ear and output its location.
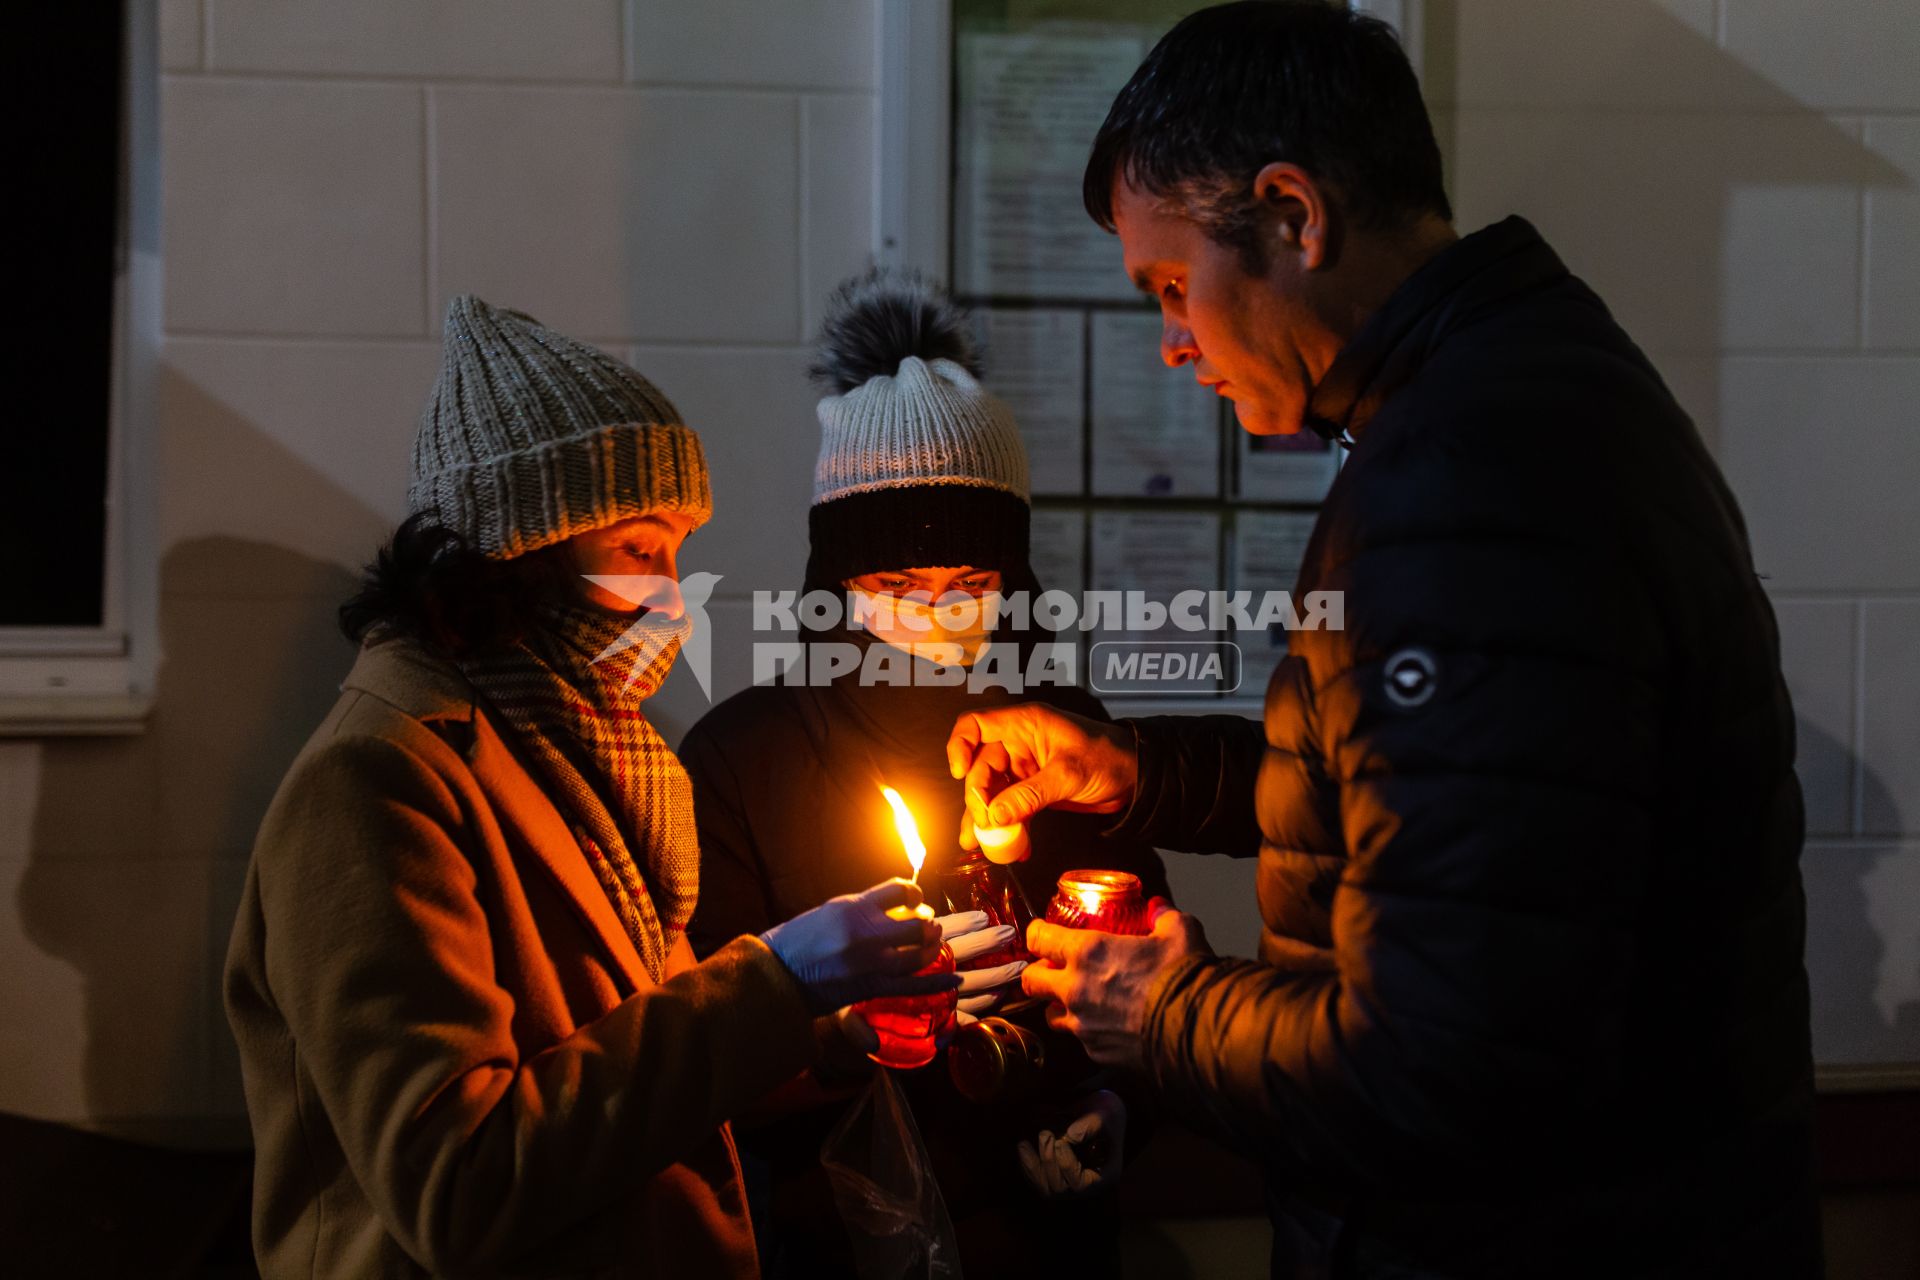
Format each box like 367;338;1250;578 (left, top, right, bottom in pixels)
1252;162;1333;271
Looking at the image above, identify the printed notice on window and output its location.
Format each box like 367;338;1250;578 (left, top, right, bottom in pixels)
1235;425;1341;503
976;309;1085;495
1088;509;1227;696
1029;506;1086;597
1090;509;1221;603
954;29;1145;301
1089;312;1222;498
1230;511;1319;696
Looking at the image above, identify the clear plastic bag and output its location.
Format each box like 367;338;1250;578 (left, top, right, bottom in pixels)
820;1069;964;1280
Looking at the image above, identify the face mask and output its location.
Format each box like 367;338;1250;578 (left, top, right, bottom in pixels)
851;590;1003;668
542;603;691;703
591;611;692;701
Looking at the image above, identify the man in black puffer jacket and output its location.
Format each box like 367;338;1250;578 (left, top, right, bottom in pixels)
945;4;1819;1276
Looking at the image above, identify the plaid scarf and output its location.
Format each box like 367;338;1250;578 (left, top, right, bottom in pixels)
460;604;697;982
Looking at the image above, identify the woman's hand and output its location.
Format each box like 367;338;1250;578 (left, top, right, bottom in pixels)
760;879;960;1014
1018;1090;1127;1197
941;914;1027;1022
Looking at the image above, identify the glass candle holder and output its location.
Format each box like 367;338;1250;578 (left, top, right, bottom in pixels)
947;1014;1045;1104
1044;870;1150;936
938;849;1034;967
851;904;958;1070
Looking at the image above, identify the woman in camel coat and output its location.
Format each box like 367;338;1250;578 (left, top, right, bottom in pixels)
224;297;952;1278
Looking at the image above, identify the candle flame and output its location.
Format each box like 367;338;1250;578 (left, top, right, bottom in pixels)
879;786;926;880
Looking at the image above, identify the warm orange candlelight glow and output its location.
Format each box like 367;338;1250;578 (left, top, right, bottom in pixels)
880;785;927;883
973;822;1022;855
1047;870;1150;935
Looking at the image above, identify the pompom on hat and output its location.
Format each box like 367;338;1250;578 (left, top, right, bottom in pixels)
408;295;712;559
805;269;1030;585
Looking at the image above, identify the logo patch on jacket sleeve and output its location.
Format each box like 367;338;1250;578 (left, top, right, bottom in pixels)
1382;647;1439;709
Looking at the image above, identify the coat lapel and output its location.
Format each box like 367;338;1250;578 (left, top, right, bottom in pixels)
341;639;656;995
466;713;655;994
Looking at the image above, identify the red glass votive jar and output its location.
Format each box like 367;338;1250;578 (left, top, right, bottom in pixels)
1044;870;1151;936
938;849;1034;968
851;914;958;1070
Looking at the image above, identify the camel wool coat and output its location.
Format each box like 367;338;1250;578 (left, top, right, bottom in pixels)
224;637;815;1278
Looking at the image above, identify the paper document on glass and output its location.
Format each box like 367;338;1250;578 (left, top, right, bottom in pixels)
954;28;1145;300
1089;312;1221;498
1235;423;1341;503
1029;506;1087;597
1087;510;1227;697
1230;511;1319;695
976;308;1086;495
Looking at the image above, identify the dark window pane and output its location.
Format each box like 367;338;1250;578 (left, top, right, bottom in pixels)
2;2;125;627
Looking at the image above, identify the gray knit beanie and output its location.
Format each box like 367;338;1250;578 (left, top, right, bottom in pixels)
408;295;712;559
805;270;1030;585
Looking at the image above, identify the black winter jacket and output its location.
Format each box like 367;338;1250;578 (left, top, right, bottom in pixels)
1118;218;1818;1278
680;624;1169;1279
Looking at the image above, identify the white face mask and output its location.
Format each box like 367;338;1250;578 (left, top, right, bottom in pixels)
851;589;1003;668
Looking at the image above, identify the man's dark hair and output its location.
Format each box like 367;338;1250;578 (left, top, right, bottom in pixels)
1084;0;1450;269
340;513;569;656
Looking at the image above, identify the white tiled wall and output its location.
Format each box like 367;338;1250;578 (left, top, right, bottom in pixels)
164;79;430;335
433;87;806;342
1773;601;1856;838
0;0;881;1145
1718;359;1920;593
1860;602;1920;839
204;0;627;81
626;0;876;89
1720;0;1920;113
1865;119;1920;350
3;0;1915;1146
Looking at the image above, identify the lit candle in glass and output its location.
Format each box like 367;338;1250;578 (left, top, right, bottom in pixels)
852;786;958;1069
1044;870;1151;936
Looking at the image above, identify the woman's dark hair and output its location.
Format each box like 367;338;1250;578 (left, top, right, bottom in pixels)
1083;0;1450;270
340;513;568;656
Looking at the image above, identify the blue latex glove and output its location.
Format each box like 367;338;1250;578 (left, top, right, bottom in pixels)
761;879;961;1014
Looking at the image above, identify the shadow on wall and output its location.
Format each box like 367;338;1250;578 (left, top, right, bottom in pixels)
12;353;379;1147
1421;0;1907;455
1798;722;1920;1070
1417;0;1917;1077
17;537;357;1145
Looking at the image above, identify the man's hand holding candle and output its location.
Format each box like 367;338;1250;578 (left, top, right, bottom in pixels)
947;705;1139;830
947;703;1208;1065
1021;902;1212;1071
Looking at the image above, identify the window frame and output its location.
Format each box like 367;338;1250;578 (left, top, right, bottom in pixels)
0;2;160;735
873;1;1416;717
